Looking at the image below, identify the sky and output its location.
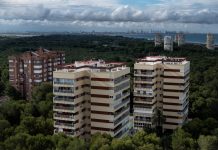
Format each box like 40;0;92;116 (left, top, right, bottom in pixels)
0;0;218;33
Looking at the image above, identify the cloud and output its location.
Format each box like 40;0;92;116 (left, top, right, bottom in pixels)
0;0;218;32
0;0;119;8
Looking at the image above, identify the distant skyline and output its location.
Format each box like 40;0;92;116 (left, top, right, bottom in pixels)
0;0;218;33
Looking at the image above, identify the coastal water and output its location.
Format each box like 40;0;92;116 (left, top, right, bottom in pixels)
112;33;218;45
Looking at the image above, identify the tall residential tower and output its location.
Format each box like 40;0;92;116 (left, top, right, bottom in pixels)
164;36;173;51
155;33;163;47
206;33;215;50
53;60;131;139
8;48;65;99
175;33;185;46
133;56;190;131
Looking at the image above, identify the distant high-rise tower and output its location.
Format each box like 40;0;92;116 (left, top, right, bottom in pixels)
206;33;215;50
164;36;173;51
175;33;185;46
154;33;163;47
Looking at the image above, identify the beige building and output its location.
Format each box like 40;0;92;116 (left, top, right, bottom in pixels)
155;33;163;47
164;36;173;51
133;56;190;131
175;33;185;46
206;33;215;50
53;60;130;139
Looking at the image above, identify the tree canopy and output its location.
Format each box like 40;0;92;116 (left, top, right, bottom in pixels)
0;35;218;149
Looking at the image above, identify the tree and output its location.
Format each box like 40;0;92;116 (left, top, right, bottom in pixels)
90;133;112;150
172;128;196;150
0;101;21;125
183;118;204;139
32;82;53;101
111;136;135;150
26;134;54;150
45;93;53;101
152;108;165;135
3;133;30;150
37;101;53;117
0;119;11;141
132;130;162;150
198;135;218;150
66;138;86;150
52;134;86;150
0;68;9;85
5;84;21;100
23;103;40;117
202;118;218;135
0;81;5;96
52;134;71;150
18;116;53;136
132;130;146;147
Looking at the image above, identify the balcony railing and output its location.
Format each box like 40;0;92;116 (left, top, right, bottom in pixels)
115;94;122;100
114;97;130;110
134;86;153;89
134;79;153;82
114;111;129;125
114;82;129;93
114;119;129;134
115;106;129;118
134;72;155;77
64;131;75;136
134;92;154;97
53;106;74;111
134;98;153;103
54;90;74;94
54;97;74;102
54;78;74;85
115;127;129;138
177;106;189;116
114;76;129;84
54;114;74;119
115;91;130;101
54;122;74;127
134;107;153;114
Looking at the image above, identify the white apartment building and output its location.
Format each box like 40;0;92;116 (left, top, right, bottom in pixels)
164;36;173;51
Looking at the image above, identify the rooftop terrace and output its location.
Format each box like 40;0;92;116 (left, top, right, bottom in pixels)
55;59;127;73
136;56;188;65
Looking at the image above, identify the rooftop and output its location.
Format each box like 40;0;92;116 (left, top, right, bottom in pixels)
55;59;127;73
136;56;188;65
9;48;64;59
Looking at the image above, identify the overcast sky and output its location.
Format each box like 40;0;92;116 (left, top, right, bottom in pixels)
0;0;218;33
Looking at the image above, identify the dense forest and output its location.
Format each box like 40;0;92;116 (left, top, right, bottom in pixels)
0;35;218;150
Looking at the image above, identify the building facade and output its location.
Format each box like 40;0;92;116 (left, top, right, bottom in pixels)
155;33;163;47
133;56;190;131
206;33;215;50
175;33;185;46
53;60;131;139
164;36;173;51
8;48;65;99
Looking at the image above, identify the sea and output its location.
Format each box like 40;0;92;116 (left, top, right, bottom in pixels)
1;32;218;45
110;33;218;45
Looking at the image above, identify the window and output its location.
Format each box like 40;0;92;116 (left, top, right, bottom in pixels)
54;78;74;85
54;96;74;101
54;87;74;93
